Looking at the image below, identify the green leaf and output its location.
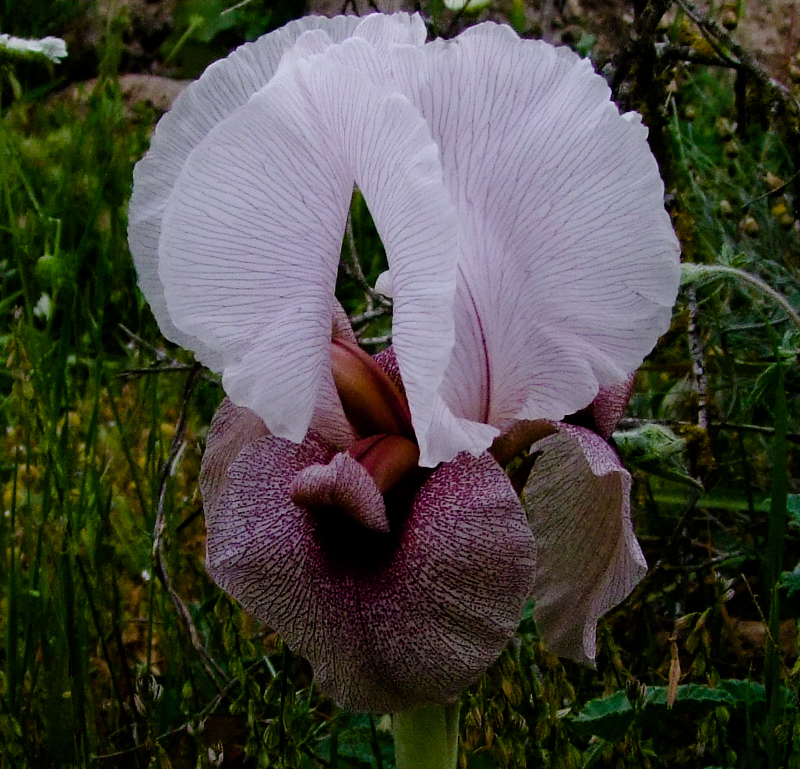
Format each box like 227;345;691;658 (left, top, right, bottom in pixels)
780;565;800;598
645;684;735;710
614;424;703;490
508;0;526;33
569;681;789;742
568;691;633;742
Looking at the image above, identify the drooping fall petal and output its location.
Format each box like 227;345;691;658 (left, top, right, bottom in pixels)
521;423;646;663
291;450;391;533
589;376;636;440
199;397;269;509
386;23;680;459
204;424;534;712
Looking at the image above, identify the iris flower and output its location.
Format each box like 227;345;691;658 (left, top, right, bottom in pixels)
129;13;679;716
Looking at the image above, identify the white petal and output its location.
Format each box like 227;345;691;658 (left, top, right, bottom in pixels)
159;52;459;446
129;15;363;367
374;270;393;298
522;424;647;663
389;24;681;437
352;12;427;46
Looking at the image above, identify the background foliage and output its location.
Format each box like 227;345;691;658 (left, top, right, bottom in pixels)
0;1;798;767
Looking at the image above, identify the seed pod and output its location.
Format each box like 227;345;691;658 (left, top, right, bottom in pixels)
721;10;738;30
765;172;784;191
739;214;759;236
725;139;741;158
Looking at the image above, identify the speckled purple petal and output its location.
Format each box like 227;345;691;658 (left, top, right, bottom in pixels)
522;423;646;664
291;451;390;533
591;376;635;440
205;434;534;712
199;397;269;510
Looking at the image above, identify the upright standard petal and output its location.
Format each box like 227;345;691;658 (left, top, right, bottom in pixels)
205;428;534;713
128;14;362;368
388;24;681;446
128;13;428;356
158;49;459;445
521;424;646;663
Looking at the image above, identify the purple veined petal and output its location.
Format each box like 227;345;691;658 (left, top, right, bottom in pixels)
273;15;427;94
205;431;534;713
198;303;357;503
158;50;460;448
129;15;364;368
352;11;427;46
522;423;646;664
388;23;681;437
129;12;424;364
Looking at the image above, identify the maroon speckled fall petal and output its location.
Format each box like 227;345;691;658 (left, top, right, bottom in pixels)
205;434;534;712
372;346;404;395
199;397;269;511
591;375;635;440
291;451;390;533
522;423;646;664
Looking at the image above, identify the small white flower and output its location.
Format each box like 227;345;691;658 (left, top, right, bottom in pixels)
33;293;52;321
0;34;67;63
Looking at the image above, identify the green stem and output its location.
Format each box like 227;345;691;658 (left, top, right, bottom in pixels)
765;367;788;769
680;263;800;333
393;703;460;769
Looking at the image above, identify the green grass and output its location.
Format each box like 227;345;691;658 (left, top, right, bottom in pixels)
1;2;799;768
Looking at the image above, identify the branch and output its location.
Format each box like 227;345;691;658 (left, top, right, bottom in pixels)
152;364;227;692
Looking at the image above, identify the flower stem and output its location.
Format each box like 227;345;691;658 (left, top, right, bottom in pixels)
393;703;460;769
680;263;800;333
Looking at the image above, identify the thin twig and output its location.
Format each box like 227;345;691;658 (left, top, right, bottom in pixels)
741;168;800;208
116;364;216;381
349;307;391;328
341;215;392;312
119;324;169;362
152;364;227;693
662;551;746;572
358;334;392;346
687;285;709;431
675;0;799;111
650;488;702;576
740;574;791;677
118;324;219;383
617;417;800;444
